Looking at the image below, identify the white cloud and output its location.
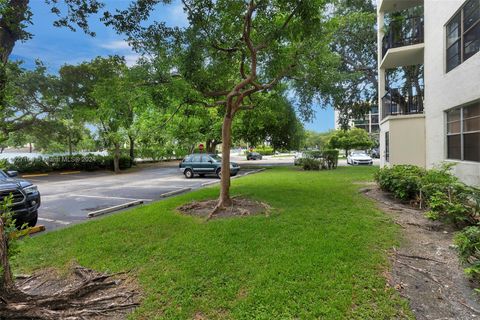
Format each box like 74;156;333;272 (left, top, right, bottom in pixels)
98;40;140;66
124;54;141;67
99;40;132;51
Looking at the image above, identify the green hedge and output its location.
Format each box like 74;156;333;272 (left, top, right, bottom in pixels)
252;146;274;156
300;149;339;171
4;154;133;173
297;150;339;170
374;164;480;284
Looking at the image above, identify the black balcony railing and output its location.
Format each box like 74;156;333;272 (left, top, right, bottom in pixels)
382;16;424;57
381;88;424;118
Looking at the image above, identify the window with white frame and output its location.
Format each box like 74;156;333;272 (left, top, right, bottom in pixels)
446;102;480;162
446;0;480;72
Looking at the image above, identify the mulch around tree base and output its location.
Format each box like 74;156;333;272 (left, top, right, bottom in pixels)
177;197;271;219
362;187;480;320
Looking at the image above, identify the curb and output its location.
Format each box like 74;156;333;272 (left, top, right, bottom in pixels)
60;171;81;175
29;225;46;234
241;168;266;176
10;225;46;239
88;200;144;218
160;188;192;198
201;180;219;186
22;173;49;178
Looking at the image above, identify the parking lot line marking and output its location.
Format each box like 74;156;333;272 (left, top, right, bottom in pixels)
69;194;153;201
22;173;49;178
38;217;71;225
60;171;81;175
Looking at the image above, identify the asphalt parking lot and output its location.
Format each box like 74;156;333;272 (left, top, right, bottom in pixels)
28;163;259;232
26;155;379;233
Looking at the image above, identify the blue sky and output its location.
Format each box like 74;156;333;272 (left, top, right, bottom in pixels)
11;0;334;132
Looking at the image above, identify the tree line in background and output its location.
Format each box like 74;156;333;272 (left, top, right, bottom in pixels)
0;57;306;169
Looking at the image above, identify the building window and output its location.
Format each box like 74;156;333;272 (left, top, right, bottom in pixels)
385;132;390;162
446;0;480;72
446;102;480;162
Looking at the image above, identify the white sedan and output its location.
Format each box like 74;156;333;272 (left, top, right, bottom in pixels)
347;151;373;165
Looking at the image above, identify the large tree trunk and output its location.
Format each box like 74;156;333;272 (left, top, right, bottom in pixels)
0;219;15;297
219;113;233;208
128;135;135;164
113;143;120;174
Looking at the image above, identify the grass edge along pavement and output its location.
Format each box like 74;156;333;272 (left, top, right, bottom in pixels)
13;166;414;319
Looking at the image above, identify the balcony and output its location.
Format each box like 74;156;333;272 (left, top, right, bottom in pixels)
381;88;424;119
380;16;424;69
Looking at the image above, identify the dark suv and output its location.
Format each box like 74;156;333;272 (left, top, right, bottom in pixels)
0;170;40;227
179;153;240;178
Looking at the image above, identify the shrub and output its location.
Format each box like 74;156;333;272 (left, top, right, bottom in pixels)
5;154;133;173
253;146;274;156
455;226;480;281
375;163;480;286
0;159;6;170
374;165;425;201
417;164;480;226
305;150;323;159
298;150;338;171
322;149;339;169
302;158;321;171
10;157;50;173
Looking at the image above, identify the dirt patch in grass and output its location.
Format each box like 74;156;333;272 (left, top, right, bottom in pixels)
2;265;140;319
178;197;270;219
362;187;480;320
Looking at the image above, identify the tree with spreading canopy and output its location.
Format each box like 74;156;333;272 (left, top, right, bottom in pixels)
106;0;342;214
328;128;374;156
0;0;104;141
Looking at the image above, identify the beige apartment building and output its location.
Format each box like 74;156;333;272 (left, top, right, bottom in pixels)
378;0;480;186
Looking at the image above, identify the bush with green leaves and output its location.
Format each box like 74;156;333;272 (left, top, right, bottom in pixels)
300;150;339;171
374;165;425;201
302;158;322;171
375;163;480;285
1;195;29;257
322;149;339;169
253;146;274;156
455;226;480;282
9;157;50;173
4;154;133;173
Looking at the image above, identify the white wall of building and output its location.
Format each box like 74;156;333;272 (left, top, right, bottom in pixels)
424;0;480;185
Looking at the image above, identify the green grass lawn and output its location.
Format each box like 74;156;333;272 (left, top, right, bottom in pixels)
14;166;413;319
